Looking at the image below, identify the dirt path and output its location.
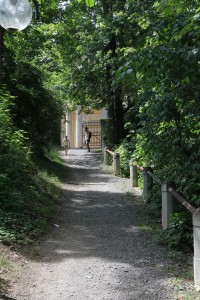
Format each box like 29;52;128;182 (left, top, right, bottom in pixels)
8;149;179;300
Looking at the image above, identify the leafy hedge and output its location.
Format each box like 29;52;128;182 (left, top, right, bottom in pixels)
115;122;200;249
0;88;60;245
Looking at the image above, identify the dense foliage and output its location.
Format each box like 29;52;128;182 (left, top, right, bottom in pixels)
55;0;199;248
0;0;200;247
0;88;60;244
0;1;65;244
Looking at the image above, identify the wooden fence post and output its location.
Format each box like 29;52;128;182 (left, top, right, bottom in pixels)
102;135;107;158
113;153;120;175
142;167;153;203
102;135;107;148
193;208;200;289
104;148;109;165
129;159;138;187
161;181;175;229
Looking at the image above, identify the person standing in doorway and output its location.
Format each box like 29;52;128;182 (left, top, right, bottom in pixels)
63;135;70;156
84;127;91;152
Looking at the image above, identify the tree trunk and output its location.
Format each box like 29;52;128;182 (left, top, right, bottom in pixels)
0;27;4;83
101;0;125;145
115;92;124;143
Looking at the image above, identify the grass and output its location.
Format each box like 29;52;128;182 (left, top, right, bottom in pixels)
125;192;160;232
0;146;110;293
0;256;12;292
123;190;200;299
41;144;68;180
172;276;200;300
0;256;12;273
0;144;64;246
0;144;66;296
124;190;134;198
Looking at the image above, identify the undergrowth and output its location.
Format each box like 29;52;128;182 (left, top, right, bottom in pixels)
0;145;62;245
124;193;198;299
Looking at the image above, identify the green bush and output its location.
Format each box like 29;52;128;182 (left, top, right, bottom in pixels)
0;88;60;245
115;138;136;177
157;212;193;249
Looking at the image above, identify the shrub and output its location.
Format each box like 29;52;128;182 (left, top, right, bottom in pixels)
0;88;60;245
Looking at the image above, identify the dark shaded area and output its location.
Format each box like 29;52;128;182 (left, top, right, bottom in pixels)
0;294;16;300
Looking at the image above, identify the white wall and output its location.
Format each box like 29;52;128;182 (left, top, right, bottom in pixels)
76;106;83;147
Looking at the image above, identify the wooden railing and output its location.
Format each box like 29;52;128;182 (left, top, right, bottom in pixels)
129;159;200;289
103;149;200;288
103;147;120;175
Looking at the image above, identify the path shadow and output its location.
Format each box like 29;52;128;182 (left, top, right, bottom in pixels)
0;294;16;300
28;185;176;300
13;149;179;299
36;188;161;264
62;150;113;184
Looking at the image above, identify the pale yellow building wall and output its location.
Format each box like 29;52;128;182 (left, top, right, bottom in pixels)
82;110;102;122
61;108;108;148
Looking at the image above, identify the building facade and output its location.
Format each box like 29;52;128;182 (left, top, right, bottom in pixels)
61;106;108;148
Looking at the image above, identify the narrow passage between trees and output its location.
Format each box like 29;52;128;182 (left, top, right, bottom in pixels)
9;149;179;300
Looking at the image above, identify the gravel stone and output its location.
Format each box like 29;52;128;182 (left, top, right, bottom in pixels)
7;149;180;300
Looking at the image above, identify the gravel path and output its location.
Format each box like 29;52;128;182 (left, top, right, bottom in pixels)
8;149;178;300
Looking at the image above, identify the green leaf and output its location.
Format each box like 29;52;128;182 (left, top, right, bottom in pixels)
85;0;95;7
